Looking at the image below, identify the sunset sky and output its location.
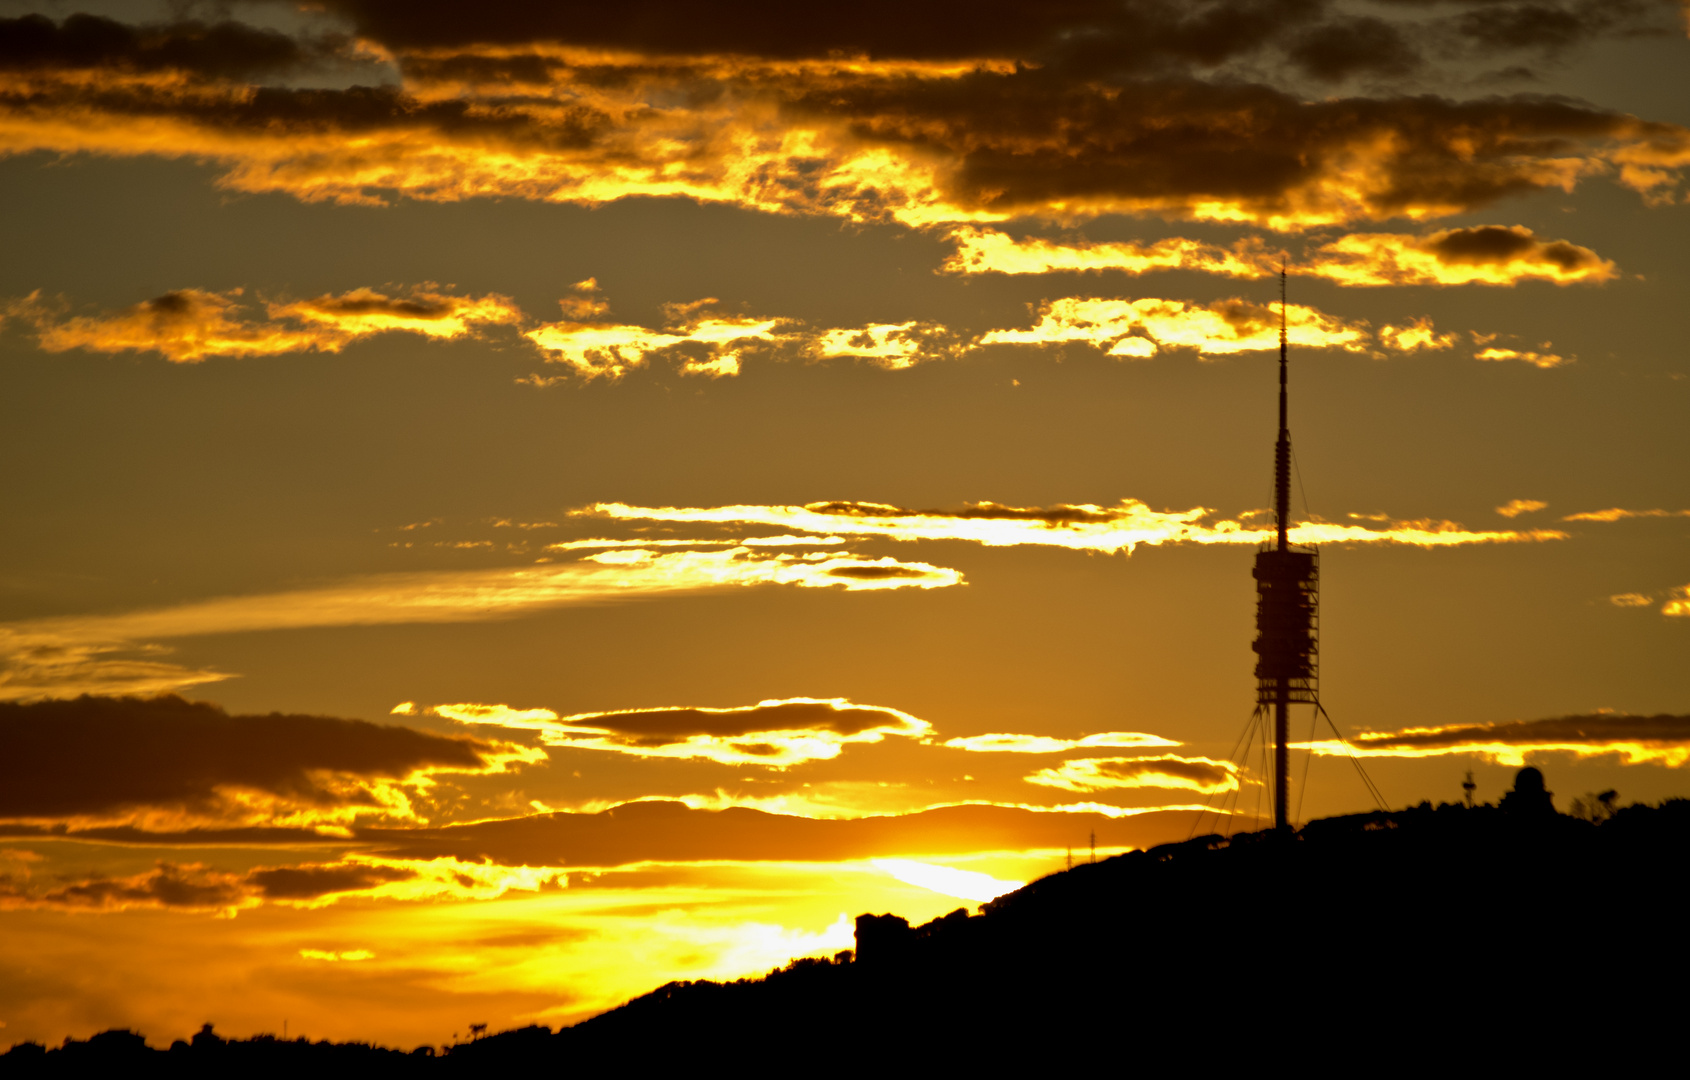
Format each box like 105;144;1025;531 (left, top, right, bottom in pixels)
2;0;1688;1050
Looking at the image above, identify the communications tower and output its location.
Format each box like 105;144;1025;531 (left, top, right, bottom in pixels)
1251;269;1319;830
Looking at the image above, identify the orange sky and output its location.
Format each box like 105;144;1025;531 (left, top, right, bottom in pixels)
1;0;1688;1052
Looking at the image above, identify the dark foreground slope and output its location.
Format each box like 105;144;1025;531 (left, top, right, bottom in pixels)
11;792;1690;1071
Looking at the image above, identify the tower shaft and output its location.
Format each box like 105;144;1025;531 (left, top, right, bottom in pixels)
1273;269;1290;830
1252;269;1314;831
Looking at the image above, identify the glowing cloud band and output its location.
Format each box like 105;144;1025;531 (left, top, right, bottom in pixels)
5;286;521;363
421;697;933;769
589;499;1568;555
0;548;962;701
943;225;1616;286
1298;712;1690;767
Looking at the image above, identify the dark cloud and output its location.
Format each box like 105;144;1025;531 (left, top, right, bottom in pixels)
0;695;501;822
1422;225;1604;272
300;0;1326;66
0;13;324;79
305;0;1673;72
1286;17;1422;81
248;863;418;900
1350;712;1690;755
0;861;247;911
825;565;932;581
789;71;1653;220
1091;758;1233;787
564;700;920;740
0;4;1680;224
804;500;1122;525
1447;1;1667;52
0;858;425;910
364;800;1207;867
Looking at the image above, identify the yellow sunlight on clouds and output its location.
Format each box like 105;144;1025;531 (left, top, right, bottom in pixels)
979;296;1370;357
424;697;933;768
1297;713;1690;767
943;226;1616;286
590;498;1567;555
6;286;520;363
0;548;962;700
2;46;1683;232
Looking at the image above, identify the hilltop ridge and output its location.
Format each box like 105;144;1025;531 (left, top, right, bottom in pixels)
10;773;1688;1069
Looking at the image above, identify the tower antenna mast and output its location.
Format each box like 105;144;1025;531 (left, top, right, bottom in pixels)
1252;262;1316;831
1273;264;1290;828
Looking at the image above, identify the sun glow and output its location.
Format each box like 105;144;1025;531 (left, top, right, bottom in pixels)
873;859;1025;903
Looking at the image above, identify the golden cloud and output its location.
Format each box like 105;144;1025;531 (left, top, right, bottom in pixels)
1377;317;1459;353
1496;499;1548;518
1609;593;1654;607
1475;346;1570;369
942;228;1268;278
589;498;1568;555
943;225;1616;286
1562;508;1690;522
813;321;962;370
1303;227;1617;286
426;697;932;768
1299;711;1690;767
1664;586;1690;617
979;296;1369;357
1023;755;1240;795
0;547;963;700
0;37;1682;229
524;312;785;380
4;285;520;363
3;284;1568;377
941;732;1179;754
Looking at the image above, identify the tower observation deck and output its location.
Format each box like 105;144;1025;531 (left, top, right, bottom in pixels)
1251;268;1318;830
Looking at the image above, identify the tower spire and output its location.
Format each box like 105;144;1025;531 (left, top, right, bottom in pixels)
1251;261;1314;833
1276;264;1289;554
1272;264;1290;827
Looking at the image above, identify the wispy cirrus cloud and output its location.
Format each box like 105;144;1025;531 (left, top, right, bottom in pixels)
588;498;1568;555
1562;507;1690;522
943;225;1617;287
3;285;521;363
413;697;933;769
1301;712;1690;767
1496;499;1549;518
0;547;962;700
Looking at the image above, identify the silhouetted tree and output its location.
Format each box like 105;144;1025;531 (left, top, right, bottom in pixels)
1569;789;1619;823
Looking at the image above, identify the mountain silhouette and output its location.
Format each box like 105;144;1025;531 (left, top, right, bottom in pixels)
9;769;1686;1070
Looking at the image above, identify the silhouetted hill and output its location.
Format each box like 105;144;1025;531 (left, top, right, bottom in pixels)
12;782;1689;1070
